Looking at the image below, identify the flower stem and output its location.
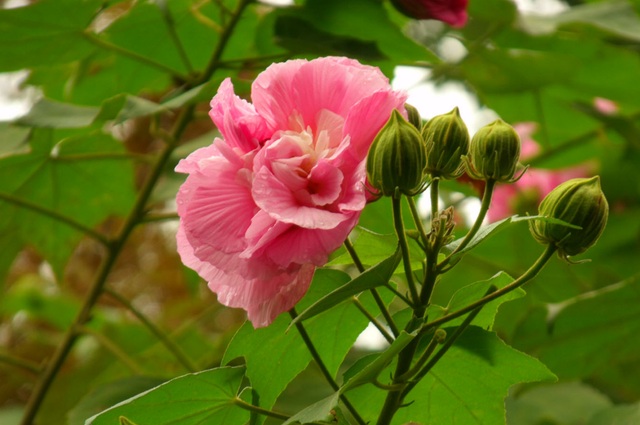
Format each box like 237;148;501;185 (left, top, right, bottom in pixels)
392;196;421;307
397;330;443;382
19;2;253;423
424;244;557;331
439;179;496;270
289;309;366;425
353;299;394;344
104;288;198;372
406;196;428;251
344;238;400;338
430;179;440;228
233;398;290;421
0;191;111;247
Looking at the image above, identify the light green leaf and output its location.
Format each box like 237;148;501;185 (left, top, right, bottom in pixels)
16;98;100;129
222;268;392;415
513;275;640;379
0;0;102;72
86;366;249;425
96;94;169;125
0;123;31;156
505;381;612;425
0;129;136;280
426;272;524;330
68;377;166;425
586;401;640;425
290;248;401;326
283;393;341;425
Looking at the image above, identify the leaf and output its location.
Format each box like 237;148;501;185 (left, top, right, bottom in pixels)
512;275;640;379
222;269;393;416
86;366;249;425
0;0;102;72
519;1;640;42
0;123;30;156
16;98;100;129
290;248;401;326
96;94;169;125
282;393;341;425
585;401;640;425
505;381;612;425
442;215;579;264
426;272;525;330
68;377;166;425
0;130;136;281
342;331;416;392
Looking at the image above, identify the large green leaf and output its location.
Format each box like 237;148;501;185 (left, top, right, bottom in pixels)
291;249;401;326
0;0;102;72
0;130;136;280
222;268;392;415
426;272;525;330
512;276;640;379
86;366;249;425
585;401;640;425
347;327;556;424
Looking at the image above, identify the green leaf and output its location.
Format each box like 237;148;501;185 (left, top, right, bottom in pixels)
426;272;524;330
282;392;341;425
519;1;640;42
512;276;640;379
0;123;30;156
86;366;249;425
222;269;391;415
505;381;612;425
342;331;416;392
0;0;102;72
290;248;401;326
442;215;578;264
68;377;166;425
16;98;100;129
0;130;136;281
585;401;640;425
96;94;169;125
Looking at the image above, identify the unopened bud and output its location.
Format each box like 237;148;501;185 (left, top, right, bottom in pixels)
464;119;521;183
434;329;447;344
422;107;470;180
530;176;609;259
405;103;423;131
367;110;427;197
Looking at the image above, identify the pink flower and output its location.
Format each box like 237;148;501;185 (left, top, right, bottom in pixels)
391;0;469;27
594;97;619;115
488;123;591;222
176;57;407;327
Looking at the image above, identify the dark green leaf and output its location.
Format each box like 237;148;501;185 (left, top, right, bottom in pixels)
290;249;401;326
86;366;249;425
0;0;102;72
426;272;524;330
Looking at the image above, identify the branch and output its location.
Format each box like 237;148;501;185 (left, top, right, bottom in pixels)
0;351;41;374
233;398;290;421
0;191;110;247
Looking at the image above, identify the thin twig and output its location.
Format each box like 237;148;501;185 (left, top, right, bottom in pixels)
0;351;41;374
78;326;144;375
233;398;290;421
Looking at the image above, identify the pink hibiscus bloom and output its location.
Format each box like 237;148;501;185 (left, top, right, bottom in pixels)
391;0;469;27
488;123;591;222
176;57;407;327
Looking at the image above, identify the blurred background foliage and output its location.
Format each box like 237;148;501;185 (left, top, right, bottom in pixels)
1;0;640;424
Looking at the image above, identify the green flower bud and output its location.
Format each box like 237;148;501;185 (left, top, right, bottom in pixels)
405;103;423;131
366;109;427;198
530;176;609;259
422;107;470;180
464;119;521;183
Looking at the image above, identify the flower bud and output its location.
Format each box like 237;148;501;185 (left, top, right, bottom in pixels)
422;107;469;180
405;103;423;131
530;176;609;259
366;109;427;198
464;119;521;183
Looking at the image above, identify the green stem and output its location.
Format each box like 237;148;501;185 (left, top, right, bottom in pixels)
104;288;198;372
78;326;144;375
430;179;440;228
439;179;496;270
383;282;414;308
406;196;429;251
402;287;494;398
289;309;366;425
83;32;189;82
424;244;557;331
0;191;110;247
392;196;421;306
233;398;290;421
54;152;154;163
344;239;400;338
397;330;443;382
217;53;290;66
159;6;195;75
353;299;394;344
0;351;40;374
19;3;252;423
